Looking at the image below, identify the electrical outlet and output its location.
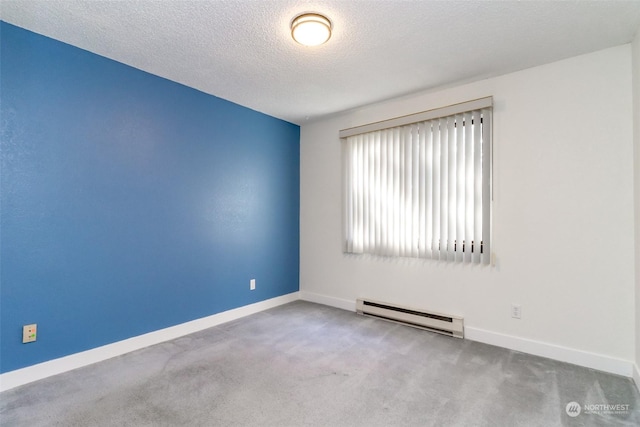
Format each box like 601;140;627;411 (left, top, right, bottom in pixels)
511;304;522;319
23;324;37;343
250;279;256;290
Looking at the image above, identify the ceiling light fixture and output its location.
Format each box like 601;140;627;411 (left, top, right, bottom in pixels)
291;13;332;46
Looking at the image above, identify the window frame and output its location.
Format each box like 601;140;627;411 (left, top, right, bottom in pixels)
340;97;493;264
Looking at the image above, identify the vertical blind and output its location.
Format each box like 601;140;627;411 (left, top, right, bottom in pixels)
341;98;492;264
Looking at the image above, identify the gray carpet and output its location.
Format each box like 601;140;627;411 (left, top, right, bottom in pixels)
1;301;639;426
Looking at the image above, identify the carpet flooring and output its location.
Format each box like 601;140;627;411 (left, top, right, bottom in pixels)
1;301;639;426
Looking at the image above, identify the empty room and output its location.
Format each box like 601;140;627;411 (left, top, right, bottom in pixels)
2;0;640;425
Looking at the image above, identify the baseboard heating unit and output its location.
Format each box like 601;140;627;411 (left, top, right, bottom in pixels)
356;298;464;338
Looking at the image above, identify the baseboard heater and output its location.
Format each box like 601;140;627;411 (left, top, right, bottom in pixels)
356;298;464;338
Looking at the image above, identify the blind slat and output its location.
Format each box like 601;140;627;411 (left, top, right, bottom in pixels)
418;122;427;257
464;111;473;263
447;116;456;262
481;108;492;265
432;119;441;259
425;121;433;258
473;111;482;263
455;113;465;263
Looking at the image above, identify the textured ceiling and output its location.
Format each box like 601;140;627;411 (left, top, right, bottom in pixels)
2;0;640;125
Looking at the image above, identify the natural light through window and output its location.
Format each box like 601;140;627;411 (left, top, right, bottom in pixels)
341;98;492;264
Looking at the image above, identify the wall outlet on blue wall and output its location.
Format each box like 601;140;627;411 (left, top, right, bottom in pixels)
250;279;256;290
23;324;37;343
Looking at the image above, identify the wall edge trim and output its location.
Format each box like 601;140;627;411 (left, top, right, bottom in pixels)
3;292;632;391
299;291;356;312
0;292;300;392
464;326;633;377
300;292;634;377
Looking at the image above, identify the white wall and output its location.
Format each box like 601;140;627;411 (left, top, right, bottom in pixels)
633;27;640;382
301;45;634;371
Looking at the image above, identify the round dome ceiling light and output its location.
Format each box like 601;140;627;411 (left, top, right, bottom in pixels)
291;13;332;46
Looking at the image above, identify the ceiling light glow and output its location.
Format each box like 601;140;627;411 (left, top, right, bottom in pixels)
291;13;331;46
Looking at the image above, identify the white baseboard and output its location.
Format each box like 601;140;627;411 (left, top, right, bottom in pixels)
464;326;634;378
0;292;299;392
299;290;356;312
297;293;634;378
2;291;634;392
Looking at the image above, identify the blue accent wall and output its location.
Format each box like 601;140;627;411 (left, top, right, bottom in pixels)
0;22;300;373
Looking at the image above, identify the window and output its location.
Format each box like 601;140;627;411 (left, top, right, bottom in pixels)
341;97;492;264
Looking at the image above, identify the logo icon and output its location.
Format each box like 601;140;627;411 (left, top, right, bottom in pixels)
566;402;581;417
